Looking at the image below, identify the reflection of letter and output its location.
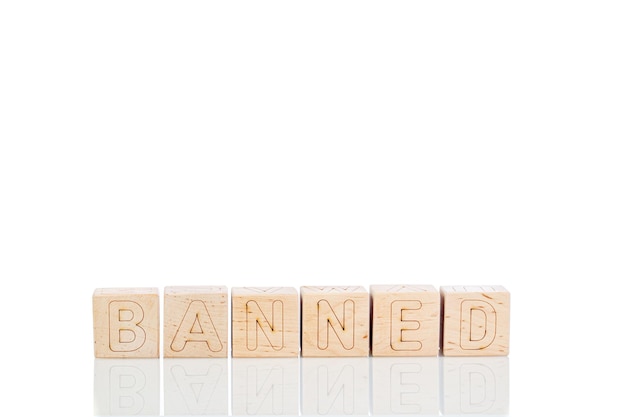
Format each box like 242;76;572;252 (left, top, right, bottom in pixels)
248;365;284;414
372;357;438;415
442;357;509;415
391;363;420;413
318;365;354;414
460;364;496;413
460;300;496;350
110;366;145;414
390;300;422;351
109;301;146;352
302;358;369;415
171;300;222;352
164;358;227;415
232;358;299;415
246;300;284;351
318;300;355;350
94;359;160;416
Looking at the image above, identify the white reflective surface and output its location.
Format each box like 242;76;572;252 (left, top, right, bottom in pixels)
93;356;508;416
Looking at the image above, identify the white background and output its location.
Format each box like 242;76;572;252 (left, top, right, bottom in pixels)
1;1;625;415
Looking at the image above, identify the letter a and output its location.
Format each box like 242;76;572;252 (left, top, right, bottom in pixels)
171;300;223;352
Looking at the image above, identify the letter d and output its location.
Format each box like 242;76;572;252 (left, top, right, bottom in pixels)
460;300;497;350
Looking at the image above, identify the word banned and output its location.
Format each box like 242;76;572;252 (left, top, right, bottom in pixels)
93;285;510;358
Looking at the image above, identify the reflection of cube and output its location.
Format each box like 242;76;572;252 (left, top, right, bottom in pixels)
441;286;510;356
232;287;299;357
232;358;299;415
301;357;369;415
93;288;160;358
164;358;228;415
301;286;370;357
164;286;228;358
370;285;440;356
371;357;439;415
94;358;160;415
442;357;509;414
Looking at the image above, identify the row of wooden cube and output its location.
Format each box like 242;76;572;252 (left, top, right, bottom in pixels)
93;285;510;358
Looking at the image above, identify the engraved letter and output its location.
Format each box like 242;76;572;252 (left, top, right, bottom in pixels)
109;301;146;352
171;300;222;352
391;300;423;351
246;300;284;351
460;300;497;350
318;299;355;350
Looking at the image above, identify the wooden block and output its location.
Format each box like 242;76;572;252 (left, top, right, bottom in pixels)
301;286;370;357
163;286;228;358
231;287;299;357
370;285;440;356
93;288;160;358
441;286;510;356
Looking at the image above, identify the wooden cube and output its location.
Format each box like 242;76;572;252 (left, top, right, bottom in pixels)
93;288;160;358
441;286;510;356
231;287;299;357
301;286;370;357
370;285;440;356
163;286;228;358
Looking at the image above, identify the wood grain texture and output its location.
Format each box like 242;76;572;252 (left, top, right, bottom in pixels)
370;285;440;356
93;287;160;358
231;287;300;357
163;286;228;358
441;286;510;356
301;286;370;357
